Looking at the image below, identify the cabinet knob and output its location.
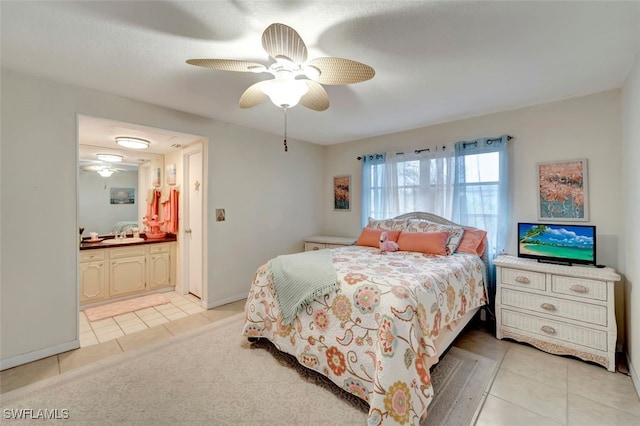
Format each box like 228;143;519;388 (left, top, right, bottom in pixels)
541;303;557;312
541;325;557;335
569;284;589;294
515;276;530;284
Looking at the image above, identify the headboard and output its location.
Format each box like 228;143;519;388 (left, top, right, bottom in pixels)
391;211;490;270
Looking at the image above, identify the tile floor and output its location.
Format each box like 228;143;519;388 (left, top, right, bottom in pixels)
456;321;640;425
79;291;206;347
2;305;640;425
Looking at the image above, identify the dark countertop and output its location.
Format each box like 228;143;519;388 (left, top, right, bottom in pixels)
80;233;177;250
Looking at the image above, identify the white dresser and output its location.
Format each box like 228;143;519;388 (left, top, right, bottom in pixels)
494;255;621;371
303;235;357;251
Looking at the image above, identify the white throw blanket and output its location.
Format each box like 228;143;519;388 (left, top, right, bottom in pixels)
270;249;338;325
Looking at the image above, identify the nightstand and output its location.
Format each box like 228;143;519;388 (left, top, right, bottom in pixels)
303;236;357;251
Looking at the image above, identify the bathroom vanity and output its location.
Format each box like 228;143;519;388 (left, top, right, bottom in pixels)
79;235;177;306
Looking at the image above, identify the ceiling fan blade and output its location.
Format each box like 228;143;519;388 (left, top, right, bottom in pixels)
238;81;269;109
262;23;308;64
300;80;329;111
306;57;375;85
186;59;266;73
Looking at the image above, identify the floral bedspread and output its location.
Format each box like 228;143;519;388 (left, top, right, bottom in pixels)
242;245;487;425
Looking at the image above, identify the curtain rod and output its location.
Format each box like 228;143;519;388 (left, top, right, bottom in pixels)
356;146;444;161
356;135;513;160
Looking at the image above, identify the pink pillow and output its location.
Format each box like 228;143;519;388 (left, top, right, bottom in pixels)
456;228;488;256
356;228;401;248
397;231;449;255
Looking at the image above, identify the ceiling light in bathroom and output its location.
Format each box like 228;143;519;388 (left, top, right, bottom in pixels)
97;153;123;162
116;137;149;150
97;168;114;177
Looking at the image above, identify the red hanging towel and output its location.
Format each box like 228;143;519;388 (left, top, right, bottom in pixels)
162;188;179;233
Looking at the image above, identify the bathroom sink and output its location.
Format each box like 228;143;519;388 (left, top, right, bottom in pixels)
101;237;146;245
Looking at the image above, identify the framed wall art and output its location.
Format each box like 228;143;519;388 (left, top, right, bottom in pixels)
110;187;135;205
333;175;351;211
537;159;588;221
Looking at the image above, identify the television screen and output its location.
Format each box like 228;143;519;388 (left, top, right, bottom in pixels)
517;223;596;266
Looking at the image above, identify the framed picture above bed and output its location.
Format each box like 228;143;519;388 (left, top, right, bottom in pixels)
333;175;351;211
537;159;589;221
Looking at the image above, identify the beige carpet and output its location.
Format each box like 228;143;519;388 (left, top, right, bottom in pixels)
84;294;171;321
0;313;497;425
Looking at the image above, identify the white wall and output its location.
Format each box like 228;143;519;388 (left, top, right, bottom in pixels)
0;69;324;368
622;52;640;390
79;169;138;235
323;90;625;342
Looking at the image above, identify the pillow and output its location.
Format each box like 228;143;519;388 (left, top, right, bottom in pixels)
405;219;464;254
356;228;401;248
456;228;488;256
366;217;407;231
397;231;449;255
476;236;487;257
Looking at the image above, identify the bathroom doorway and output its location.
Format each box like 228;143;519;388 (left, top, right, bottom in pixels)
77;115;208;311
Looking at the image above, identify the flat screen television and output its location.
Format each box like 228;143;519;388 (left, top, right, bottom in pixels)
517;223;596;266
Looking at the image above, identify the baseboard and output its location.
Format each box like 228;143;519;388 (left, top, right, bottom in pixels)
627;352;640;399
207;292;248;309
1;339;80;371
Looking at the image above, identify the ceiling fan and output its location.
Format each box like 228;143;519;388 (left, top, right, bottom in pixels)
186;23;375;111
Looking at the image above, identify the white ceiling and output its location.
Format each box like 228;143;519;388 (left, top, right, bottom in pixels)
2;1;639;149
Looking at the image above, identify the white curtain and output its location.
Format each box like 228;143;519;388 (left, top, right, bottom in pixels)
362;147;454;224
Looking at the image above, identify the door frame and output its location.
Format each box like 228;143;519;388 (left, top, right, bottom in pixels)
181;141;208;306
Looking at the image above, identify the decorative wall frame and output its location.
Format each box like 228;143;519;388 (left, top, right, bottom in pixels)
537;159;589;221
110;187;135;205
333;175;351;211
166;164;176;186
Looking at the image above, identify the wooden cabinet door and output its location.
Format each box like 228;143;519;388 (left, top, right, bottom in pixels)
148;252;171;288
80;261;107;303
109;256;146;296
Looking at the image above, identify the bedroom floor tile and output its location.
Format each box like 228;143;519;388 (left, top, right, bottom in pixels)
567;357;640;416
499;343;568;392
489;369;567;424
0;355;59;394
476;394;564;426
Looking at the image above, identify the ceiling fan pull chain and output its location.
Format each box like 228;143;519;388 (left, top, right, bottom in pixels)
283;107;288;152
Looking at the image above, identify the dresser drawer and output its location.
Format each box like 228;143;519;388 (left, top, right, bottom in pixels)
500;268;546;291
305;242;326;251
110;245;146;259
149;243;171;254
501;288;607;326
80;250;105;262
552;275;607;301
501;309;607;352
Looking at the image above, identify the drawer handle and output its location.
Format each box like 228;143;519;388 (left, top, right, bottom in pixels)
312;247;320;251
541;325;557;335
570;284;589;294
515;276;530;284
540;303;557;312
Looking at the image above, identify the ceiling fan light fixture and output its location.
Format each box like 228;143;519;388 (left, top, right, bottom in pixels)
248;65;267;73
303;65;321;80
261;79;309;108
116;137;149;150
96;153;123;162
97;168;114;177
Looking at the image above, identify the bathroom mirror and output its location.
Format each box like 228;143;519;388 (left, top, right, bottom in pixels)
79;144;164;236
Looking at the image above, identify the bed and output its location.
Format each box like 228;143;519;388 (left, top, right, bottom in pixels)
242;212;488;425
